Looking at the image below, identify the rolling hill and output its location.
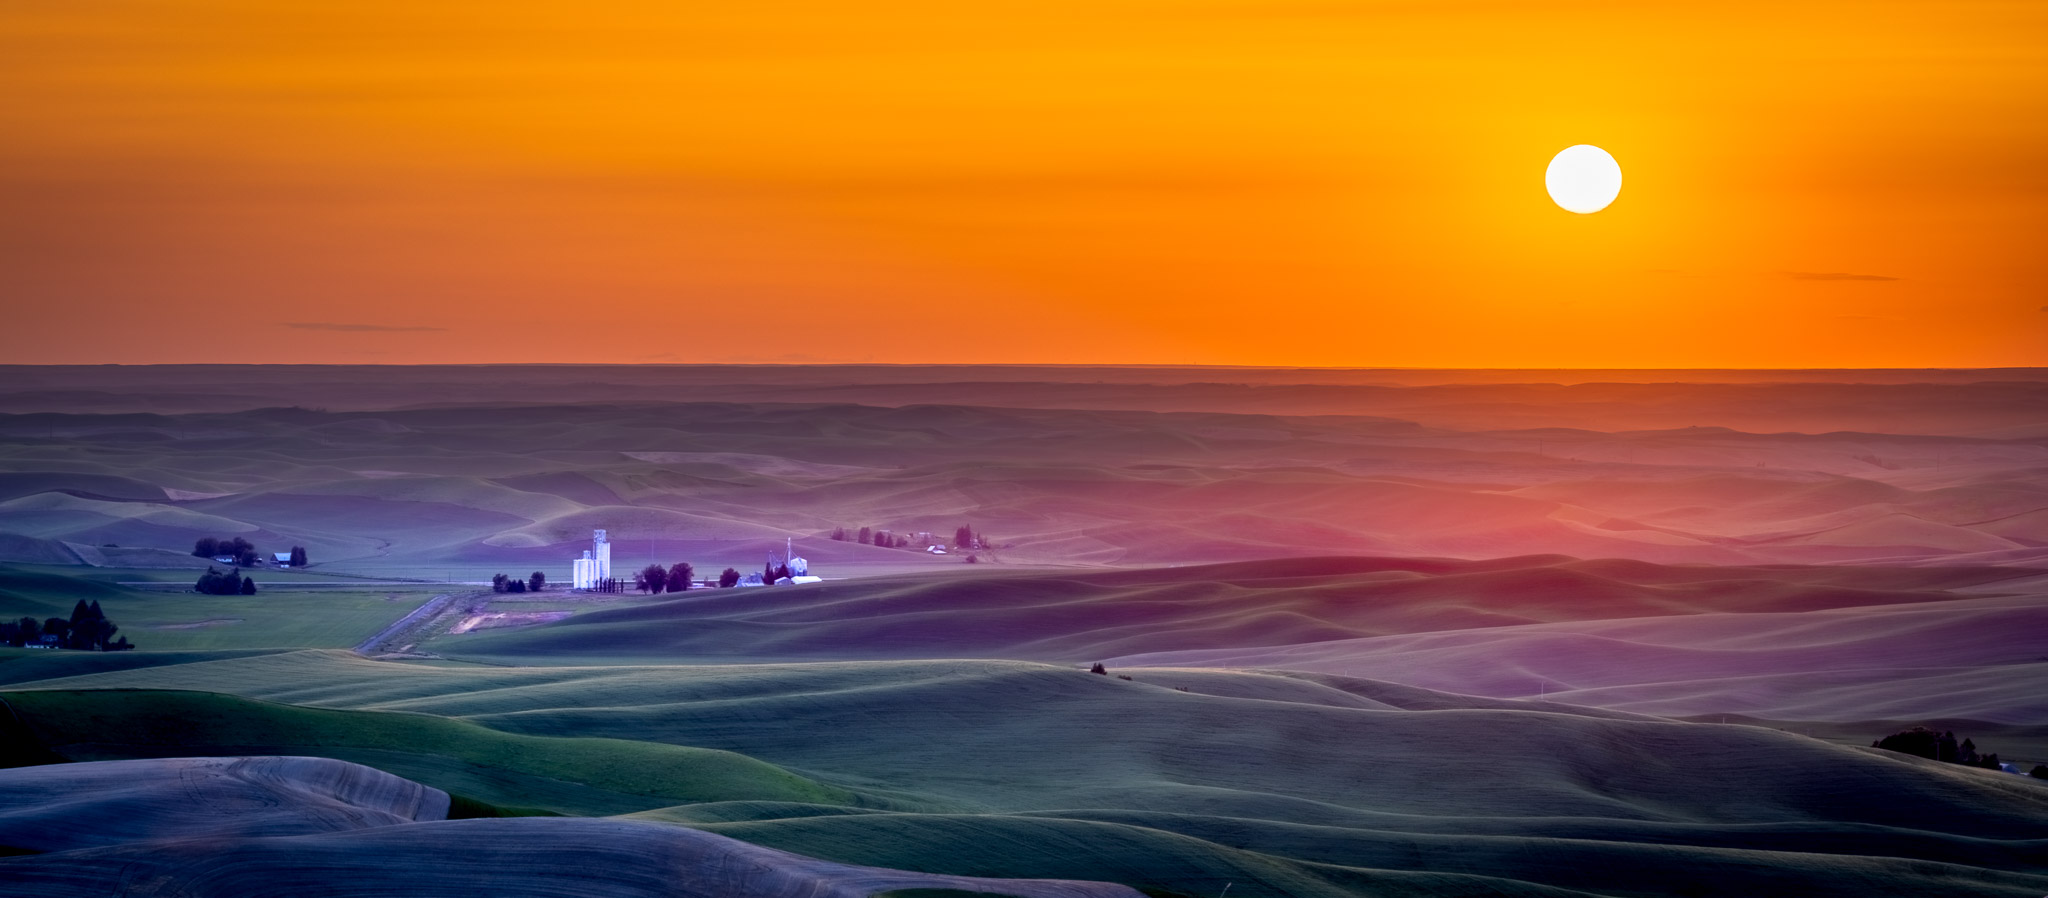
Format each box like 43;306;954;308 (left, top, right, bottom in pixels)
4;651;2046;897
424;556;2044;668
0;757;1144;898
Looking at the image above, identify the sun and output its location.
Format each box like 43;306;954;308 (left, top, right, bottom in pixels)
1545;145;1622;214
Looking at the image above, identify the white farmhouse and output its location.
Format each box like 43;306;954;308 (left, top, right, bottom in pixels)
782;537;822;584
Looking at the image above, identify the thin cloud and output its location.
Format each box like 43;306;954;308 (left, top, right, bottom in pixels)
1785;271;1901;282
282;322;445;333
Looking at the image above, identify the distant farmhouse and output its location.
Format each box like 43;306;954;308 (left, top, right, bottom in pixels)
738;538;822;587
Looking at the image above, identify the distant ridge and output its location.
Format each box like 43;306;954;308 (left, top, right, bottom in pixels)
435;555;2041;665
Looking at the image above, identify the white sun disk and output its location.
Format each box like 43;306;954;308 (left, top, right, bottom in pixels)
1545;145;1622;214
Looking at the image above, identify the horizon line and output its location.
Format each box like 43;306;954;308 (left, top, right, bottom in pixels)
3;362;2044;372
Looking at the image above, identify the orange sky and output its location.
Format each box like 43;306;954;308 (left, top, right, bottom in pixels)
2;0;2043;367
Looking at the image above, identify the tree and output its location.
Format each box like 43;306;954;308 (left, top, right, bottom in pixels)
666;562;693;592
640;563;669;594
528;571;546;592
1874;726;2010;769
42;618;70;646
240;576;257;595
224;537;259;567
67;599;107;649
831;527;847;541
193;537;220;558
1089;663;1107;675
1874;727;1940;760
507;578;526;593
289;545;308;567
17;617;39;645
857;527;871;545
718;567;741;588
492;573;510;593
194;567;246;596
954;525;974;549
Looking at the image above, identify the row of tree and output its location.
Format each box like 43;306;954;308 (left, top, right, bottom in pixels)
1;600;131;651
192;537;262;566
491;572;547;593
828;525;989;550
834;527;913;548
194;567;257;595
1873;726;2014;771
636;563;694;593
189;538;309;567
625;563;762;592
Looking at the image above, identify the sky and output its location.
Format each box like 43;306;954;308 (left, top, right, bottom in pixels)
2;0;2044;367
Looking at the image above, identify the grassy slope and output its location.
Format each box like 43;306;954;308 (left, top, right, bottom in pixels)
8;650;2047;898
0;564;438;650
1098;592;2048;728
0;813;1152;898
2;689;862;815
430;557;2029;665
0;565;139;620
0;756;450;854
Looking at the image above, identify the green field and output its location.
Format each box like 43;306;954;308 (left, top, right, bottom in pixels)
6;647;2047;897
3;689;863;815
0;564;439;651
4;556;2048;897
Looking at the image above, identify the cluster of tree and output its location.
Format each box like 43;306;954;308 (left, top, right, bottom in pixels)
492;572;546;593
718;567;741;588
1873;727;2012;771
192;537;262;566
831;526;912;548
635;563;694;594
826;524;992;551
1;600;132;651
190;538;307;566
194;567;256;595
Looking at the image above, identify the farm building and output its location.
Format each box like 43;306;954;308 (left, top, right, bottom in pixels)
571;529;612;589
